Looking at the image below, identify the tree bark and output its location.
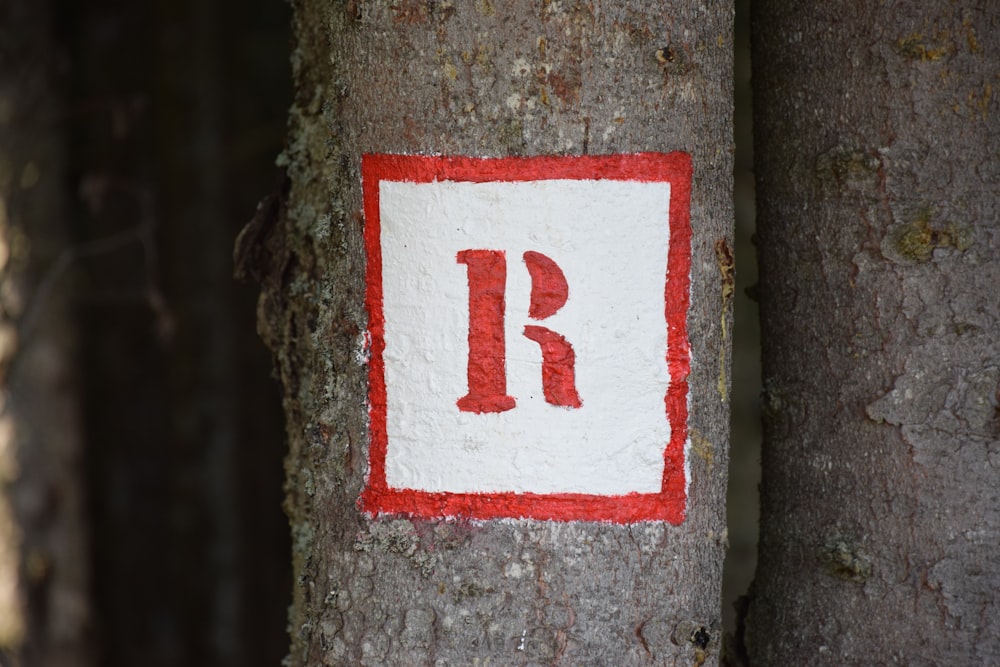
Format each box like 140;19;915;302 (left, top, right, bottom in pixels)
252;1;734;664
748;2;999;663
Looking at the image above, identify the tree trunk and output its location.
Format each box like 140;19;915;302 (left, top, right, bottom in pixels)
249;2;734;664
0;0;94;664
748;2;999;663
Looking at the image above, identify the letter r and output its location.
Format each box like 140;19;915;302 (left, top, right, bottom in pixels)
522;252;582;408
456;249;581;413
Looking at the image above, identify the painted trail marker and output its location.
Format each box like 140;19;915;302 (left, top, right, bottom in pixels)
361;153;691;523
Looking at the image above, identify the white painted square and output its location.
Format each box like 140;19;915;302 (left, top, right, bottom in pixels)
361;153;691;523
380;179;671;494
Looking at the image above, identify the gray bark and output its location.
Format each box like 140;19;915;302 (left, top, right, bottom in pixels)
249;1;734;664
748;2;999;663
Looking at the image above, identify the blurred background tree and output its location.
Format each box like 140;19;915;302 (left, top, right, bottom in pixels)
2;0;293;664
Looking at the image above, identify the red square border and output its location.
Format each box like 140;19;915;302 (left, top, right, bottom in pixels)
360;152;692;524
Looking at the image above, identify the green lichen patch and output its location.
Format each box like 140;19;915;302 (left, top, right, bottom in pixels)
759;377;784;425
499;118;526;154
670;619;720;666
963;19;980;54
888;211;972;263
966;81;992;122
815;145;880;192
688;429;715;471
452;581;491;602
654;43;695;76
818;537;872;583
894;31;955;62
354;519;438;576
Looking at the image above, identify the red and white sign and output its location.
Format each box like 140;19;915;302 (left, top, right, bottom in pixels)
360;153;691;523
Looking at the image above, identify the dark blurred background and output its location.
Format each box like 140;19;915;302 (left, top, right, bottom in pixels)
1;0;758;663
43;0;291;664
724;0;761;635
65;0;291;667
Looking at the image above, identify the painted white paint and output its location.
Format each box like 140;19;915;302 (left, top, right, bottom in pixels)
379;178;672;495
